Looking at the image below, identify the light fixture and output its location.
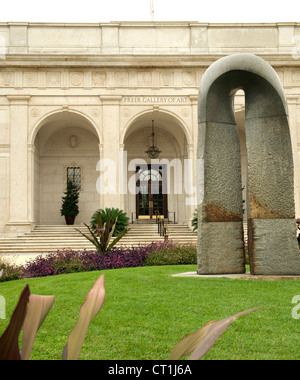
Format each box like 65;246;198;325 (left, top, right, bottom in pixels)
145;120;161;159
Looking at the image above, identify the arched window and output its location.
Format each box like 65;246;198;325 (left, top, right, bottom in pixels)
139;168;162;182
67;166;81;189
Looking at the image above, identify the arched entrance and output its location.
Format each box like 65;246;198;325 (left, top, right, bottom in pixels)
123;111;193;224
32;111;100;225
136;164;167;219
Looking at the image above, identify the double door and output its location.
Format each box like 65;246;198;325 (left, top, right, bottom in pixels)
136;164;167;219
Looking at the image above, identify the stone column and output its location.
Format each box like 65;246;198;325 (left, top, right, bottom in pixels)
5;95;33;233
99;96;122;209
185;143;195;226
188;94;199;225
119;143;127;213
98;142;104;208
27;143;35;227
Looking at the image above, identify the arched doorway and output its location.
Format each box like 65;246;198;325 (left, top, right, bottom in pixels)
32;111;100;225
136;164;167;219
123;111;193;224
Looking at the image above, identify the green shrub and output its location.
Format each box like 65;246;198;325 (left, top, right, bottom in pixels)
0;259;24;282
91;208;129;236
145;241;197;266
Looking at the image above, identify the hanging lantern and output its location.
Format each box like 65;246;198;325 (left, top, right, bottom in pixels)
145;120;161;159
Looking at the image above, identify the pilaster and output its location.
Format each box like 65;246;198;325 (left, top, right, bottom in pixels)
5;95;33;233
99;95;122;209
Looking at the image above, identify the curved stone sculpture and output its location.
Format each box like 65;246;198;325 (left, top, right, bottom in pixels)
197;54;300;275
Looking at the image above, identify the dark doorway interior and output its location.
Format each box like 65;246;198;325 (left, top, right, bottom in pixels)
136;164;168;219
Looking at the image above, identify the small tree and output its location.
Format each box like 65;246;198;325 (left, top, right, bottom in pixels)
60;180;79;225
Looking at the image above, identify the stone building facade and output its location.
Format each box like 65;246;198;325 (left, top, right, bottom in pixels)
0;21;300;233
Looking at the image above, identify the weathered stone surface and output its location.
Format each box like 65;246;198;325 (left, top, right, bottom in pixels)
246;115;295;220
197;53;300;275
197;221;245;274
248;218;300;275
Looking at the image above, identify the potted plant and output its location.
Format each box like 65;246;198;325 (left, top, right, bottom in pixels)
60;180;79;225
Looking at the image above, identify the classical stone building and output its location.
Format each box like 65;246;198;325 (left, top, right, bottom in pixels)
0;21;300;234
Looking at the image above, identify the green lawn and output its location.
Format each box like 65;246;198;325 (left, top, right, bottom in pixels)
0;265;299;360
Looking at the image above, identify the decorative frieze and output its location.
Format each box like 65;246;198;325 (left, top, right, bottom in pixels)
92;71;107;86
23;71;38;87
160;71;174;87
46;71;61;87
0;72;14;87
70;71;84;87
137;71;152;86
292;71;300;84
0;69;203;89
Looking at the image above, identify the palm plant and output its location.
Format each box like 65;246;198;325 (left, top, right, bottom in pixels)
76;210;129;254
90;208;129;236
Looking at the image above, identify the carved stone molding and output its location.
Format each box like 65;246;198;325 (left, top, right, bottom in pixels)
23;72;38;87
0;72;15;87
67;135;80;149
30;108;40;117
92;71;107;86
70;72;84;86
46;71;61;87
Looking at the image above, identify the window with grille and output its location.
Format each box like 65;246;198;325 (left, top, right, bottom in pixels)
67;167;81;189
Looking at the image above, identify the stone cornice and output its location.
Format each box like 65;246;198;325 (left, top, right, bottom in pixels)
1;53;300;69
1;21;300;27
1;21;300;61
6;95;31;104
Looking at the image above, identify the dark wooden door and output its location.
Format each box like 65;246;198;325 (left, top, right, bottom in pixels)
136;165;167;219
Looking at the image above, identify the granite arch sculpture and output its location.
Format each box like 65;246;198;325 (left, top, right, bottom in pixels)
197;54;300;275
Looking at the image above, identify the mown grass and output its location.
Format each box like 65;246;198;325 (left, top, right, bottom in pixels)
0;265;299;360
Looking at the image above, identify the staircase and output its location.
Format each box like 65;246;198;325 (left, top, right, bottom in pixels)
0;223;197;265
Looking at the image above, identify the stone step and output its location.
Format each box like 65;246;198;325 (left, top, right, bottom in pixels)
0;236;196;244
0;223;197;261
0;237;196;249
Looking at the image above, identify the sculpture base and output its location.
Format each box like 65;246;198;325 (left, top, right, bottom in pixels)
197;221;245;275
248;218;300;275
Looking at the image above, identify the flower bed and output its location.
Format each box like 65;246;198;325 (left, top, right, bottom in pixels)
0;241;197;281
